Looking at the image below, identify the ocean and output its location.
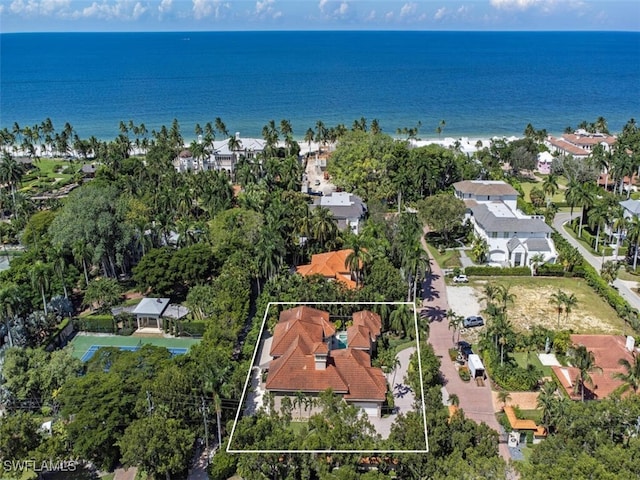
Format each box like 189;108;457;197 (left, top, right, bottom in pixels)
1;31;639;141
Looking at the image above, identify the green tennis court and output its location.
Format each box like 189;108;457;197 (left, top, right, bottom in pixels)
70;334;201;360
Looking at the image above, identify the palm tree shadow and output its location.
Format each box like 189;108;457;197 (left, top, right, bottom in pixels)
423;305;447;322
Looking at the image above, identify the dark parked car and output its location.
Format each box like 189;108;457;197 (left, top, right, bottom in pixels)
463;315;484;328
457;341;473;359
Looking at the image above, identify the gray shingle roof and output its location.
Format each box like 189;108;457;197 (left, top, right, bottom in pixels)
526;238;552;252
454;180;518;197
470;203;552;234
309;193;367;221
620;199;640;215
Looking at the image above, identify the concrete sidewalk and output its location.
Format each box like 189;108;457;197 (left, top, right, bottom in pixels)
553;212;640;311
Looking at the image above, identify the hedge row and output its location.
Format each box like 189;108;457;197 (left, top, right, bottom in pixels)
75;315;115;333
569;220;628;257
465;266;531;277
537;263;585;278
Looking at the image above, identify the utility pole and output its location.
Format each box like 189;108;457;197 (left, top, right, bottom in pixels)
201;396;209;453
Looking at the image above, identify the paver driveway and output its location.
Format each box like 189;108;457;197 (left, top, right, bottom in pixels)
422;254;512;463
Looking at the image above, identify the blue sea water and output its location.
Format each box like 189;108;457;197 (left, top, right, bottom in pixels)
1;31;639;141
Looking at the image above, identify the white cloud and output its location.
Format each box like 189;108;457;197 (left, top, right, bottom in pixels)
192;0;213;19
255;0;282;19
490;0;546;10
385;10;393;20
336;1;348;16
256;0;272;14
399;2;416;18
158;0;172;14
457;5;468;15
365;9;375;21
10;0;71;15
192;0;229;19
434;7;446;20
132;1;145;19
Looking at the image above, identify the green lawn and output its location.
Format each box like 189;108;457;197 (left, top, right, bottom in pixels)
511;352;553;377
425;243;462;269
519;179;567;204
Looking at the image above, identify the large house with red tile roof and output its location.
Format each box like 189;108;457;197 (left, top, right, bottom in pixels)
545;130;616;159
551;334;637;400
265;306;387;417
296;249;358;289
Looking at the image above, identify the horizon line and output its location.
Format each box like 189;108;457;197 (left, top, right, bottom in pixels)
2;28;639;35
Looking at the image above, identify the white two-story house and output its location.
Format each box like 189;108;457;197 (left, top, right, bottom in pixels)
454;180;557;267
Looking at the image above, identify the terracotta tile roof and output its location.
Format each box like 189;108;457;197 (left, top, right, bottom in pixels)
552;335;636;400
348;310;382;349
266;339;348;393
504;406;547;437
547;136;589;157
562;133;616;147
296;249;357;289
332;349;387;401
270;306;335;358
352;311;382;338
266;307;386;403
347;324;372;349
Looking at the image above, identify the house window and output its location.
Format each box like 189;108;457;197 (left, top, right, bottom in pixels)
491;232;498;238
503;232;509;238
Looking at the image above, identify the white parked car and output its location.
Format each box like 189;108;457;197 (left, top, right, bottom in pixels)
453;274;469;283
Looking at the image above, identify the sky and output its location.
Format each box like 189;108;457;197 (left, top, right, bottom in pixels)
0;0;638;33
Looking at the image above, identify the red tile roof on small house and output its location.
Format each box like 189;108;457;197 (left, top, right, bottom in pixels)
551;335;636;400
296;249;357;289
266;307;387;403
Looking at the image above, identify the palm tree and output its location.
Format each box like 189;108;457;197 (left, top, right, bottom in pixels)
626;215;640;270
227;135;243;169
293;390;306;420
72;240;93;287
389;304;413;339
562;292;578;322
471;236;489;264
542;173;559;204
344;239;371;287
497;390;511;411
613;354;640;395
304;128;315;158
537;381;557;432
529;253;545;276
495;284;516;319
549;289;565;329
0;151;26;219
309;206;337;250
601;260;621;285
587;202;609;253
570;344;603;401
448;393;460;407
30;260;51;315
447;310;463;345
574;181;597;238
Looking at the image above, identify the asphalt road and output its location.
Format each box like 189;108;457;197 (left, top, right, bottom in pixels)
553;212;640;311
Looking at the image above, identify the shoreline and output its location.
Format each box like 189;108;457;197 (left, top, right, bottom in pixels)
4;135;516;160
